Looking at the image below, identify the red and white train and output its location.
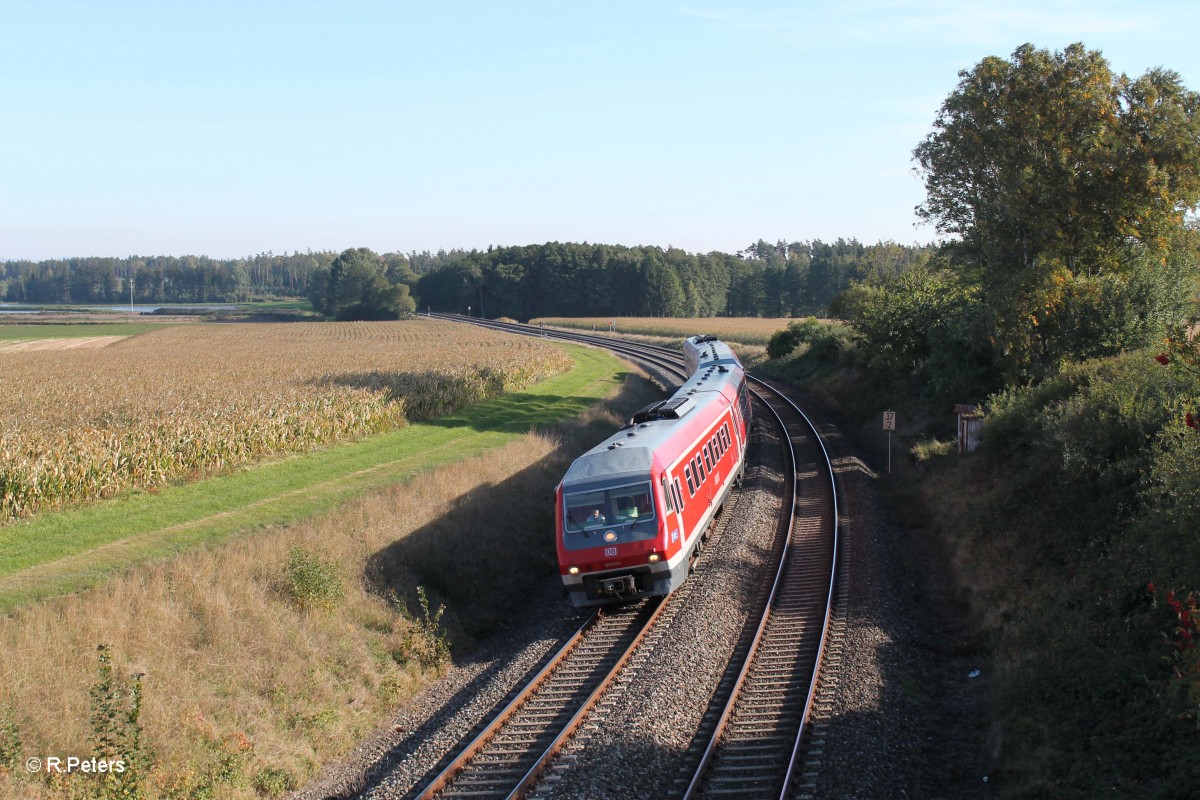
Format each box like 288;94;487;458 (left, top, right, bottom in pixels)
555;336;752;607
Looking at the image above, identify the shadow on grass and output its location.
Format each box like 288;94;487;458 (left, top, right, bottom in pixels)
365;372;661;644
321;368;631;434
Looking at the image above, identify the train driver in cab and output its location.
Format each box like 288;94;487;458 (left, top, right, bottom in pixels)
588;508;607;525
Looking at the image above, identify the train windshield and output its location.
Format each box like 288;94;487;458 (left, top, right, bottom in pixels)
562;483;657;551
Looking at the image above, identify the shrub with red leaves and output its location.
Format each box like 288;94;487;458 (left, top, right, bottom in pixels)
1150;583;1200;725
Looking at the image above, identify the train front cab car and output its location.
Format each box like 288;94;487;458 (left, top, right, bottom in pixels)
557;443;679;606
556;336;749;607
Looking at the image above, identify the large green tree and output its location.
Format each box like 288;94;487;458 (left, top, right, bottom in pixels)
321;247;415;321
914;43;1200;381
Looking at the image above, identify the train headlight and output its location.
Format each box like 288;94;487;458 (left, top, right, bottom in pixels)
604;531;617;542
568;566;579;575
648;553;660;563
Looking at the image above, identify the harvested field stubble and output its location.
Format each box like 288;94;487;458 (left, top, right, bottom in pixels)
0;320;572;520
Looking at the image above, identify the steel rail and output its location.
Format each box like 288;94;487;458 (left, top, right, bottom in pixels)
679;378;839;799
413;610;598;799
754;376;840;798
505;597;670;799
426;313;689;380
679;384;799;799
414;601;664;800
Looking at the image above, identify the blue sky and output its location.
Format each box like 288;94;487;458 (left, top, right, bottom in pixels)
2;1;1196;260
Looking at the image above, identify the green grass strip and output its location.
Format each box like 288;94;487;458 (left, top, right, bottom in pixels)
0;322;174;340
0;344;628;610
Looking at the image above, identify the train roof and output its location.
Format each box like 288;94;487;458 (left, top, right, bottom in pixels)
683;335;742;374
560;349;743;491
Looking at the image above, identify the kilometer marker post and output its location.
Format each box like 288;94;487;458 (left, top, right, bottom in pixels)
882;410;896;474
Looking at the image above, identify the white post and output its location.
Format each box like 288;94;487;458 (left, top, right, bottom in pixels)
882;410;896;475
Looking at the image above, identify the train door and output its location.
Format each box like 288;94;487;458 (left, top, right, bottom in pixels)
730;400;745;455
660;472;684;550
701;434;717;508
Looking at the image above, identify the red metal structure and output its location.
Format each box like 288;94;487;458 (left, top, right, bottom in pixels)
556;336;751;606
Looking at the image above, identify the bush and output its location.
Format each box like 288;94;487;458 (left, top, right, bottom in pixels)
89;644;150;799
253;766;296;797
394;586;450;671
281;546;345;612
982;352;1200;545
766;318;822;359
838;268;997;402
0;712;20;771
932;349;1200;795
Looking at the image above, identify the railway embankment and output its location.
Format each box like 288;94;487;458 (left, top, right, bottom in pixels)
759;340;1200;797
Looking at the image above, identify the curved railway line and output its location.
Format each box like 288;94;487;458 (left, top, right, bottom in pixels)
402;314;841;800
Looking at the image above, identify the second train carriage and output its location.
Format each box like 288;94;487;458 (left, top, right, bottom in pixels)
556;336;752;607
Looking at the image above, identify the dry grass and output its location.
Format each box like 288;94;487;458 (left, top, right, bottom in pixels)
0;320;572;521
531;316;820;346
0;369;660;799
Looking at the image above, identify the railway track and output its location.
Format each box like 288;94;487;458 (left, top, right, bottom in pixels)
410;601;666;800
410;315;840;799
680;384;838;799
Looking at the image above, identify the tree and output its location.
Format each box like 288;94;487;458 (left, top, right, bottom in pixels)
836;267;997;401
320;247;415;320
914;43;1200;381
641;254;685;316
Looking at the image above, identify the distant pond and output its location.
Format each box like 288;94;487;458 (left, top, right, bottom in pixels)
0;303;239;315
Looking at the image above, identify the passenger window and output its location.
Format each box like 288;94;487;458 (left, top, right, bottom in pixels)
696;455;706;483
703;447;712;472
661;475;673;512
685;465;696;496
673;480;684;510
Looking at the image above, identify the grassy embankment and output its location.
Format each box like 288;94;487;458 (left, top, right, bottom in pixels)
0;341;657;799
0;322;175;339
758;330;1200;798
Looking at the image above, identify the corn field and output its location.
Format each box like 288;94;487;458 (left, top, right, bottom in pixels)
0;320;572;521
531;316;816;346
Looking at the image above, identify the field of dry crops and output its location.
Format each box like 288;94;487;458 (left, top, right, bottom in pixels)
0;320;572;521
531;316;814;345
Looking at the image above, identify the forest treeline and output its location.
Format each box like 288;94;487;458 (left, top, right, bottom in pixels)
2;239;934;319
412;239;932;319
0;252;334;305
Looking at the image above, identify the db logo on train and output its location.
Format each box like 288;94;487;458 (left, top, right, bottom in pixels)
604;547;618;557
